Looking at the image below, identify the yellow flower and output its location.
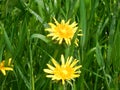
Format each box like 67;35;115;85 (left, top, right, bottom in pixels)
0;58;13;75
45;18;79;45
44;54;82;85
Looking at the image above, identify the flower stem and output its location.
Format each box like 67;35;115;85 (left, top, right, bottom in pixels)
59;84;67;90
63;84;67;90
30;41;35;90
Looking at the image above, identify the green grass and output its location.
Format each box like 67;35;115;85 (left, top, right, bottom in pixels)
0;0;120;90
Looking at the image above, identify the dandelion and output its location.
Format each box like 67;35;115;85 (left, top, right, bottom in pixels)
0;58;13;75
44;54;82;85
45;18;82;45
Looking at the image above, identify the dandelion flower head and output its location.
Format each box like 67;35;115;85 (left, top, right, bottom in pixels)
45;18;79;45
0;58;13;75
44;54;82;85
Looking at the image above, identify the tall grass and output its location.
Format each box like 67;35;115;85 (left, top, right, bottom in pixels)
0;0;120;90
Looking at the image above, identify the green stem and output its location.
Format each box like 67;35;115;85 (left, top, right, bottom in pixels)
30;41;35;90
59;84;67;90
63;84;67;90
103;68;110;90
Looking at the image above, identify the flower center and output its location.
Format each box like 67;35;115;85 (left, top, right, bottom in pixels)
54;66;74;80
55;24;73;38
62;69;68;75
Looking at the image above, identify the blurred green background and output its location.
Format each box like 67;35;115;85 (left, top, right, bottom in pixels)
0;0;120;90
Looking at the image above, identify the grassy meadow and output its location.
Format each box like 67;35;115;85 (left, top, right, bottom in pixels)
0;0;120;90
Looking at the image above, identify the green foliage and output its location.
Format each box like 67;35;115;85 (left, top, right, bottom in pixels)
0;0;120;90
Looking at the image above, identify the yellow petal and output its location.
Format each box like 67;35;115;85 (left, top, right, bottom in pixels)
58;38;63;44
78;34;83;36
70;60;79;67
46;75;54;78
52;36;58;40
48;23;56;28
62;79;65;85
73;27;78;31
47;33;55;37
8;58;12;66
47;64;55;70
45;28;53;32
53;18;59;25
52;76;61;80
44;69;53;74
74;70;81;74
51;58;60;68
72;74;80;78
1;69;6;75
66;56;73;66
73;65;82;71
4;67;13;71
64;38;69;45
61;54;65;65
66;19;70;25
74;38;79;47
61;20;65;24
70;22;77;27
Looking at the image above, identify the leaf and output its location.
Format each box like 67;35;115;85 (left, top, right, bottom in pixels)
96;42;104;67
31;34;50;43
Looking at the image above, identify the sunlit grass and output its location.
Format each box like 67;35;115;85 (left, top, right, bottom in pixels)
0;0;120;90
